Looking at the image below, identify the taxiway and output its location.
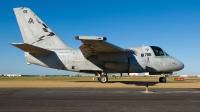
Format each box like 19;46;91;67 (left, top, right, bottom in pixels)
0;88;200;112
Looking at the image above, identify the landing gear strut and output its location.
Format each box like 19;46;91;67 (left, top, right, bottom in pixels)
159;77;166;83
96;72;108;83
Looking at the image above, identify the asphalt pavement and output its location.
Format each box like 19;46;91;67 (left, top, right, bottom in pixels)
0;88;200;112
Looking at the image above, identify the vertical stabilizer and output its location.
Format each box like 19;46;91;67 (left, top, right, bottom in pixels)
13;7;71;50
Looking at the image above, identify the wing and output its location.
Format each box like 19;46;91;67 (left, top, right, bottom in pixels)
76;36;126;58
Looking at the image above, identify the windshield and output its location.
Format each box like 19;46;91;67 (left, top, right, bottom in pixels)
164;51;169;56
150;46;165;56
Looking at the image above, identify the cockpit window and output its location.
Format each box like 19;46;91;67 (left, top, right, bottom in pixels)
164;51;169;56
150;46;165;56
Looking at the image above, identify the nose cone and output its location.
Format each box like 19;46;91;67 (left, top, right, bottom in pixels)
175;59;184;71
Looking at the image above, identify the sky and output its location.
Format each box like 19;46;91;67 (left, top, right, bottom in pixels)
0;0;200;75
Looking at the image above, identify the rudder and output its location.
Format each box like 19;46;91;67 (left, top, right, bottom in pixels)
13;7;71;50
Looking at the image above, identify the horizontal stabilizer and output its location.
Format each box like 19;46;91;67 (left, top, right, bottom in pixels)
10;43;54;55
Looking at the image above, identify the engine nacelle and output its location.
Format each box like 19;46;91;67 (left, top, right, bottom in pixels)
102;47;147;73
105;62;128;72
149;72;173;75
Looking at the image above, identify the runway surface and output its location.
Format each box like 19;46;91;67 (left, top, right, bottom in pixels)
0;88;200;112
0;81;200;88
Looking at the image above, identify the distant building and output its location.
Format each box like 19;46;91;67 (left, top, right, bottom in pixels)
3;74;21;77
129;73;138;76
145;72;149;76
179;75;188;77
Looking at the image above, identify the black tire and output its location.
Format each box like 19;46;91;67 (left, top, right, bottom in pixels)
97;77;101;82
100;75;108;83
159;77;166;83
159;77;162;82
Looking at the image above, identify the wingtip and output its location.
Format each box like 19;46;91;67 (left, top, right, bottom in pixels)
9;43;15;45
10;43;24;45
13;7;29;10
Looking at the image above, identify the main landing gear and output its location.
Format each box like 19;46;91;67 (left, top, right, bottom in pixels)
97;73;108;83
159;77;167;83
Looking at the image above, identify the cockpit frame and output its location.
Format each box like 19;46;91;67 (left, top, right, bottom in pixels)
150;46;169;56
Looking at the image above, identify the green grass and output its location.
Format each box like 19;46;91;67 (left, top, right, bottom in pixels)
0;76;199;82
107;77;193;82
0;77;93;81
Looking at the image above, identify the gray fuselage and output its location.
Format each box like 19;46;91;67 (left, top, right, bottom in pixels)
25;46;184;74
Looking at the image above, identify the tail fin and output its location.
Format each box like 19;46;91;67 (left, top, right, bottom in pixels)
13;7;71;50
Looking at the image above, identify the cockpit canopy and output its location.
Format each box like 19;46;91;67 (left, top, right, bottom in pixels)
150;46;169;56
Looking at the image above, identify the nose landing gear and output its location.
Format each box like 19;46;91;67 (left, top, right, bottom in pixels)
159;77;167;83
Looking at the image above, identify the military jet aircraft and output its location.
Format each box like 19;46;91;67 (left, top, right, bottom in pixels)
11;7;184;83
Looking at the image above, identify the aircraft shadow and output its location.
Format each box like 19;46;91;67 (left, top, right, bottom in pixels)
74;81;158;86
109;81;158;86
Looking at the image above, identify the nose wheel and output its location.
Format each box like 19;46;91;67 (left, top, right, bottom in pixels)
159;77;166;83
